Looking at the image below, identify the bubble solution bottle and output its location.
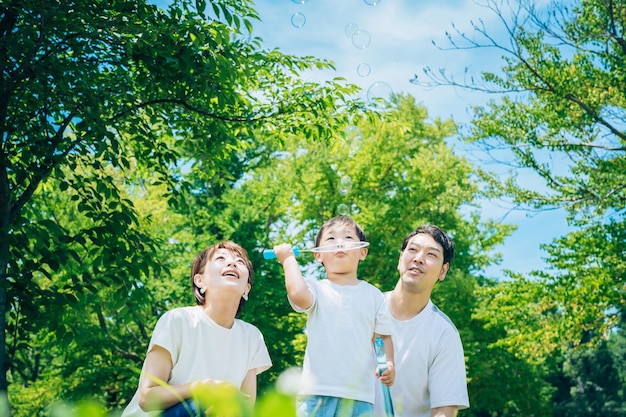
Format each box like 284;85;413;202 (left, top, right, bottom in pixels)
375;337;395;416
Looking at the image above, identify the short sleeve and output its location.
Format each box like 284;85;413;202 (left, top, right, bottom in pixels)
374;291;393;336
148;310;183;366
250;326;272;375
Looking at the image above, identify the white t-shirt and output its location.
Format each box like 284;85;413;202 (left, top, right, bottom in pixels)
122;306;272;417
292;279;393;404
374;298;469;417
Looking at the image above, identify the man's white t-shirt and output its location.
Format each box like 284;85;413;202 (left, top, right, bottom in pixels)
122;306;272;417
292;279;393;404
375;298;469;417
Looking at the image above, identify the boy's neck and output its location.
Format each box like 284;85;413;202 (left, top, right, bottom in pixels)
326;273;360;286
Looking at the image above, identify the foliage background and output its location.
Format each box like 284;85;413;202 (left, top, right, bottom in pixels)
2;0;625;416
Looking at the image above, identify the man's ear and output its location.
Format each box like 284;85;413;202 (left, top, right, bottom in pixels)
438;263;450;281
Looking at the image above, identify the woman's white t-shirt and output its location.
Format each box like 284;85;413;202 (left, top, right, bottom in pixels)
122;306;272;417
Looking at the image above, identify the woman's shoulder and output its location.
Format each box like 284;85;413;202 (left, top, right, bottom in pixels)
234;318;264;336
157;305;199;322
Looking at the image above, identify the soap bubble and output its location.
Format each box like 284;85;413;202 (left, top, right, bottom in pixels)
343;125;363;156
338;176;353;195
291;0;310;3
345;23;359;37
352;30;371;49
367;81;393;108
364;0;381;5
338;204;350;215
357;63;371;77
291;13;306;28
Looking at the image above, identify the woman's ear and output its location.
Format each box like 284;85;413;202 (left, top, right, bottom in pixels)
193;273;203;288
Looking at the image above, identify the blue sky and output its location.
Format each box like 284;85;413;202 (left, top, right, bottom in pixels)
151;0;572;277
250;0;572;277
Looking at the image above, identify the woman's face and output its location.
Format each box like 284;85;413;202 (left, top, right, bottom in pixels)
195;248;251;297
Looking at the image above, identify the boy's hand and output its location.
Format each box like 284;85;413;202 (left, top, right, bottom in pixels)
377;361;395;386
273;244;297;265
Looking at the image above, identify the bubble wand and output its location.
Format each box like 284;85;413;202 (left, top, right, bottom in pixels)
263;241;369;259
375;337;395;417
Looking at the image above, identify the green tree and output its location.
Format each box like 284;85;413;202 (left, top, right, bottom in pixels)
554;323;626;416
413;0;625;363
219;93;529;415
1;0;361;414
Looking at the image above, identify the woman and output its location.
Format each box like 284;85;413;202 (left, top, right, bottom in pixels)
122;241;272;417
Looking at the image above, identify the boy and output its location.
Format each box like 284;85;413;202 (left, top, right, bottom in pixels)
273;216;394;417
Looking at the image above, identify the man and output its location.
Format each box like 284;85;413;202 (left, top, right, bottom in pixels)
375;224;469;417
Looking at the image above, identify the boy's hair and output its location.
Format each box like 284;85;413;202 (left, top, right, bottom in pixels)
190;241;254;317
401;224;454;266
314;215;367;247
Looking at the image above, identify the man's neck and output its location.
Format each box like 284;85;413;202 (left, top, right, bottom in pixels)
389;286;430;320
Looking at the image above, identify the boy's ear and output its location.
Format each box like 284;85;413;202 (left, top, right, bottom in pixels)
314;252;323;263
359;248;368;260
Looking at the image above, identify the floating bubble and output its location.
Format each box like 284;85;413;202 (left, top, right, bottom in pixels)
338;176;353;195
364;0;381;5
291;13;306;28
291;0;310;3
352;30;371;49
345;23;359;37
357;63;371;77
338;204;350;216
367;81;393;108
343;125;363;156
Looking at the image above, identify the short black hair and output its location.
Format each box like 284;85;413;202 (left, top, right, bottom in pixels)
401;224;454;266
314;216;367;247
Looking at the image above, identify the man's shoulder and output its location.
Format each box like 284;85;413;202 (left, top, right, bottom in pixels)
428;302;460;333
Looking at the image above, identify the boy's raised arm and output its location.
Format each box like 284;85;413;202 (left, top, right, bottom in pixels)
273;243;313;310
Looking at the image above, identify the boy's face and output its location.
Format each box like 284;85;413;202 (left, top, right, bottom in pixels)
314;223;368;273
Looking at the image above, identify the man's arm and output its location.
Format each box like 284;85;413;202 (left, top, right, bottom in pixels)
431;405;458;417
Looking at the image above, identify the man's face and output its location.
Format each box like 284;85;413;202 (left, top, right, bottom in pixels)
397;233;448;292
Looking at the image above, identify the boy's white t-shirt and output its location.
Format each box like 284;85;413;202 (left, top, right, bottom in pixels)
122;305;272;417
374;298;469;417
291;279;393;404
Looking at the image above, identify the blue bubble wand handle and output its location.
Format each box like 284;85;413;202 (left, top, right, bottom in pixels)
375;337;395;417
263;242;370;260
263;247;301;259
